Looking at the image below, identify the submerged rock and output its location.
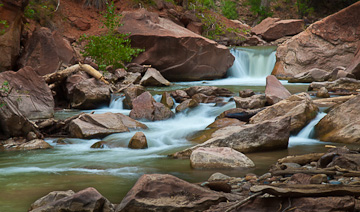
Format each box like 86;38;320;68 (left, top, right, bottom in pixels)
128;132;148;149
190;147;255;169
116;174;227;212
1;138;52;151
175;99;199;113
185;86;233;97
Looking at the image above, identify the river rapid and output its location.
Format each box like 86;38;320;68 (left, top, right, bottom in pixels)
0;46;354;212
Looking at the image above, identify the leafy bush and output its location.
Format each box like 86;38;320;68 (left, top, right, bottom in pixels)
0;81;10;108
24;0;57;27
221;0;238;20
80;1;143;71
295;0;314;18
245;0;273;22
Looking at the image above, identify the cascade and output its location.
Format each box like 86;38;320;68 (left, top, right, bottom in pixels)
227;46;277;78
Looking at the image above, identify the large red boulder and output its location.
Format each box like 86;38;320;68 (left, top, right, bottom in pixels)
272;2;360;78
265;75;291;105
0;66;54;119
116;174;226;212
252;17;304;41
0;0;28;71
18;27;76;76
118;9;234;81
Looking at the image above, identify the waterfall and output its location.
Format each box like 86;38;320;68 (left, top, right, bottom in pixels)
289;112;327;147
109;95;125;109
227;46;277;78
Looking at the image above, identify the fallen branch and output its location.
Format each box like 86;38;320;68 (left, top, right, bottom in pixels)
250;184;360;197
224;192;262;212
43;64;80;84
79;63;109;85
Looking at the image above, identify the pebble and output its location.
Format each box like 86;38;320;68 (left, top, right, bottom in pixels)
310;174;328;184
208;172;231;182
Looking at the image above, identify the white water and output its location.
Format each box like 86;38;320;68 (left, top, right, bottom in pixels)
289;112;327;147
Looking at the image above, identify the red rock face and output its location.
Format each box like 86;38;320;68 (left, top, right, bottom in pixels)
18;27;76;76
252;17;304;41
273;2;360;78
118;9;234;81
0;0;29;71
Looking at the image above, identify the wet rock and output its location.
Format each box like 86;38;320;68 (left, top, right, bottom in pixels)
327;154;360;171
29;190;75;211
123;84;146;109
0;0;28;71
175;99;199;113
252;17;304;41
315;95;360;143
265;75;291;105
171;116;290;158
208;173;231;182
347;44;360;79
122;72;142;85
140;68;171;86
118;9;234;81
190;147;255;169
309;77;360;92
206;118;246;129
29;187;114;212
1;138;52;151
336;69;356;79
234;94;266;109
316;87;330;98
239;89;255;98
129;92;174;121
220;108;264;123
116;174;227;212
0;66;54;119
288;68;332;83
160;92;174;109
185;86;233;97
272;2;360;78
69;112;147;139
18;27;76;76
205;181;232;193
289;173;312;184
250;93;318;134
170;89;190;103
310;174;328;184
126;63;148;75
128;132;148;149
66;72;111;109
191;93;223;104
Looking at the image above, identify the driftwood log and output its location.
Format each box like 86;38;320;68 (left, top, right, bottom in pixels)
79;63;109;84
250;184;360;197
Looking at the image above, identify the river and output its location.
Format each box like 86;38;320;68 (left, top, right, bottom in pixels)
0;46;354;212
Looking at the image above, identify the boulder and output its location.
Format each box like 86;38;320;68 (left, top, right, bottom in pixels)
116;174;227;212
234;94;266;109
170;89;190;103
69;112;147;139
185;86;233;97
29;187;114;212
239;89;255;98
66;72;111;109
308;77;360;92
122;72;142;85
327;154;360;171
175;99;199;113
123;84;146;109
171;116;290;158
0;0;28;71
128;132;148;149
29;190;75;211
272;2;360;78
336;69;356;79
218;108;264;122
126;63;148;75
0;138;52;151
118;9;234;81
347;43;360;78
140;68;171;86
191;93;223;104
314;94;360;143
288;68;332;83
206;118;246;129
252;17;304;41
265;75;291;105
316;87;330;98
160;92;174;109
18;27;76;76
129;91;174;121
190;147;255;169
0;66;54;119
250;93;318;134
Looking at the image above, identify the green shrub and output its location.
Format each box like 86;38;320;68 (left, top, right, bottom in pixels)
0;81;10;108
245;0;273;22
24;0;57;27
80;1;143;71
221;0;238;20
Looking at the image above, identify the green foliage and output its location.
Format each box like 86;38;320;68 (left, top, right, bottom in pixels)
0;4;9;35
80;1;143;71
0;81;10;108
189;0;215;12
245;0;273;22
84;0;107;10
295;0;314;18
24;0;56;27
221;0;238;20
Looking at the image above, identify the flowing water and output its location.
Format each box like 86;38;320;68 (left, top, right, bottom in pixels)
0;47;353;212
